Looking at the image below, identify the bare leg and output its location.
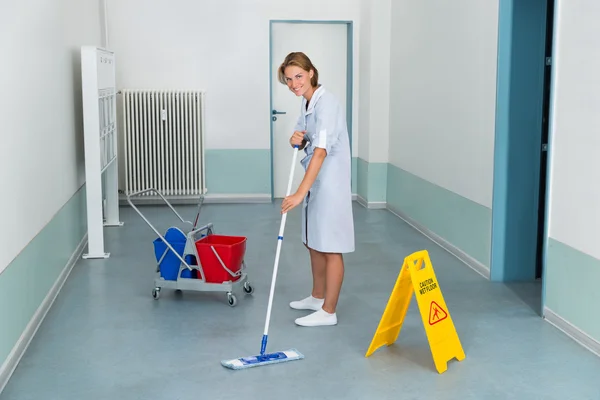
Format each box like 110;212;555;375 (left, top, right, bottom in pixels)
309;247;327;299
293;249;344;327
322;253;344;314
288;245;327;311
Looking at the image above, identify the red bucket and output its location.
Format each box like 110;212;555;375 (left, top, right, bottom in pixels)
194;235;247;283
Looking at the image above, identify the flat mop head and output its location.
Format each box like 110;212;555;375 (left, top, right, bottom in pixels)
221;349;304;370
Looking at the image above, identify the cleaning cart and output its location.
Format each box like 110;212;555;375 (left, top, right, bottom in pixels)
126;188;254;306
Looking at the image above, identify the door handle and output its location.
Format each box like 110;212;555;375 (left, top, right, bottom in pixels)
272;109;286;115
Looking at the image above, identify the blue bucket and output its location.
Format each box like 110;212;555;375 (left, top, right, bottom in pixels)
153;227;190;281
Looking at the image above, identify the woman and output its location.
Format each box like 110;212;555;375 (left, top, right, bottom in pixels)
278;52;355;327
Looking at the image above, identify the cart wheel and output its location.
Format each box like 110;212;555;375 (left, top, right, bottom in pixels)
227;293;237;307
152;287;161;299
243;282;254;294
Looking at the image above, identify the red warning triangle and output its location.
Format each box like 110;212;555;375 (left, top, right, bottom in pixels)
428;301;448;325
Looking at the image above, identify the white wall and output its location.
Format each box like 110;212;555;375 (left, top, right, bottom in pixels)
105;0;362;154
547;1;600;260
0;0;103;273
357;0;371;161
358;0;391;164
387;0;499;208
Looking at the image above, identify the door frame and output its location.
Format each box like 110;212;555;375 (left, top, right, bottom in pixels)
490;0;558;314
268;19;354;200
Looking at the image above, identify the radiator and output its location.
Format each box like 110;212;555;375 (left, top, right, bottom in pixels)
121;89;206;198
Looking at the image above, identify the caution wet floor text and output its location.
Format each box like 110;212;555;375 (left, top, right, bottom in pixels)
365;250;465;373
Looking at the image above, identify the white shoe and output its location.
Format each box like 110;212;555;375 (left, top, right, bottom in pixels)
295;308;338;327
289;295;324;311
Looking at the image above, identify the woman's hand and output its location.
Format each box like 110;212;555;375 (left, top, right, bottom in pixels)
281;192;304;214
289;130;306;148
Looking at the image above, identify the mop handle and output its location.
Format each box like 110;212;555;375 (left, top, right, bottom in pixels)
261;145;300;355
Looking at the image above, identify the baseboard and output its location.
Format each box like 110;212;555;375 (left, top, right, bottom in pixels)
0;233;88;395
386;204;490;280
356;195;367;208
124;193;358;205
356;195;387;209
202;194;271;203
544;307;600;358
120;193;272;205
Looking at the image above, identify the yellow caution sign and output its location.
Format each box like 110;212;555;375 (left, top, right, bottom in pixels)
365;250;465;373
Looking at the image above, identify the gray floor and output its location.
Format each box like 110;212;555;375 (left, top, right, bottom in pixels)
2;201;600;400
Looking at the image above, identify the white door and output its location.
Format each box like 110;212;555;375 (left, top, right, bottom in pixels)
271;22;348;198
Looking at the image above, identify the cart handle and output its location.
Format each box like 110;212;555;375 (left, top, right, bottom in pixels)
126;190;197;271
189;223;214;241
210;246;243;278
126;187;204;227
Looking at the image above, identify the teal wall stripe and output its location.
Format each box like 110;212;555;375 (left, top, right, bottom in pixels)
545;238;600;343
351;157;357;194
0;186;87;366
387;164;492;268
357;158;387;203
205;149;271;194
367;162;387;202
357;158;368;200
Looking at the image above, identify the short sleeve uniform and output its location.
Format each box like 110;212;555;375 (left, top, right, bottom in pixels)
296;86;355;254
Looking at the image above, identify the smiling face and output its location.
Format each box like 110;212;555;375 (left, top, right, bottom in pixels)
278;52;319;101
284;65;315;99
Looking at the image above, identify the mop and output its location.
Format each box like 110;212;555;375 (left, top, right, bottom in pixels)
221;145;305;370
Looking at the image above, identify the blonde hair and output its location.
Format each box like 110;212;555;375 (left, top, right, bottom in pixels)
278;52;319;87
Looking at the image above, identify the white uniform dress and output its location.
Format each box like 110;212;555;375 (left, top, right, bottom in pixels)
294;85;355;254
